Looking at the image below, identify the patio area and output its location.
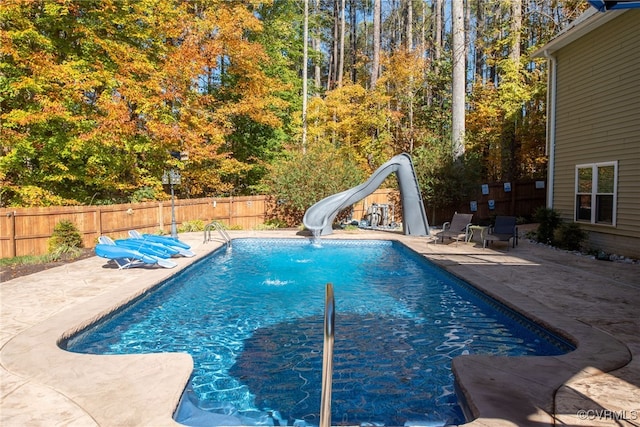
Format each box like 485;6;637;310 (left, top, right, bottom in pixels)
1;229;639;427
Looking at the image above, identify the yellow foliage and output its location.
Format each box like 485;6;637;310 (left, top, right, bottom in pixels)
305;83;395;172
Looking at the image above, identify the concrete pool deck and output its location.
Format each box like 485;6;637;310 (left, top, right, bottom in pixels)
1;229;639;427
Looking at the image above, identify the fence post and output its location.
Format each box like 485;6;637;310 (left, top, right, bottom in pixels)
158;201;164;233
96;207;103;240
8;211;16;258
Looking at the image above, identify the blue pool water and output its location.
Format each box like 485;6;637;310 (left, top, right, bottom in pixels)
64;239;573;427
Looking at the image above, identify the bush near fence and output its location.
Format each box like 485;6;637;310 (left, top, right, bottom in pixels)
0;182;545;258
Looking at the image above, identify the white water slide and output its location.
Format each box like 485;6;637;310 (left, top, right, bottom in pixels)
303;153;429;236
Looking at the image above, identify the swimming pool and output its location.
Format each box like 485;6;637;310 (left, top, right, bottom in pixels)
63;238;573;427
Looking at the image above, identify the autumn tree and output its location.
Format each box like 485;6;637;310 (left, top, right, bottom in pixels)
0;0;173;205
0;0;290;206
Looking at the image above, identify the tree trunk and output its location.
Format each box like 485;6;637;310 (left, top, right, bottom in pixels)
434;0;442;68
452;0;465;159
302;0;309;153
313;0;322;89
371;0;381;89
420;0;426;55
474;0;485;82
509;0;522;183
510;0;522;64
327;0;339;90
465;0;471;70
489;1;501;85
350;0;357;83
405;0;414;152
337;0;346;87
405;0;413;51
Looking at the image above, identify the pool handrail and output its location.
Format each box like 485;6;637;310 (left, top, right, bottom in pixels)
320;283;335;427
204;221;231;246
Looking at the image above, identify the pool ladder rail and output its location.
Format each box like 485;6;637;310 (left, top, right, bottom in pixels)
203;221;231;247
321;283;335;427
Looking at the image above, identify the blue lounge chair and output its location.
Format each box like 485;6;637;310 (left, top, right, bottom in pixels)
128;230;196;257
114;238;178;258
95;244;158;269
97;236;177;268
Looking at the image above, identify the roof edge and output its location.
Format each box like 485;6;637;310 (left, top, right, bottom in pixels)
531;8;628;58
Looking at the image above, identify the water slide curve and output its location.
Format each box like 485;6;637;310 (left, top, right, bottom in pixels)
303;153;429;236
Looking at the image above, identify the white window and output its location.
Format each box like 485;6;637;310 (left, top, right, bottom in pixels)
575;161;617;225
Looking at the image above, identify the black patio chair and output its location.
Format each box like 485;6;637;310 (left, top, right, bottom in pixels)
483;216;518;249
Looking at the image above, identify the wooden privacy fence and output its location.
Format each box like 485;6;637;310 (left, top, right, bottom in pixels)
470;179;547;222
0;183;545;258
428;179;548;226
0;189;396;258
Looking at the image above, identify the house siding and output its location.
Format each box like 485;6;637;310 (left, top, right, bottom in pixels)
552;10;640;258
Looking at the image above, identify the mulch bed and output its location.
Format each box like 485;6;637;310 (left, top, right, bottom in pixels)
0;248;94;282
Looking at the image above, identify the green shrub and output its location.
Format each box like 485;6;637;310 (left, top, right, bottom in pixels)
533;207;562;245
262;218;288;229
254;218;290;230
343;224;360;231
554;223;587;252
48;220;83;259
179;220;205;232
265;143;365;225
413;144;482;211
254;222;278;230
